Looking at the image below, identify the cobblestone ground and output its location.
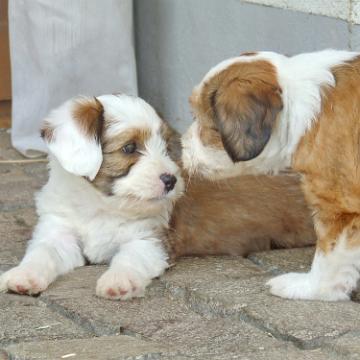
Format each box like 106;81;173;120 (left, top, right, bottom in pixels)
1;129;360;360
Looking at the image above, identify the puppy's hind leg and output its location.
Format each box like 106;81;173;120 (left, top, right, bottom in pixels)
0;215;84;295
267;215;360;301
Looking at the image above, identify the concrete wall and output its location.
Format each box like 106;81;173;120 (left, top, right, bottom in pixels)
134;0;359;132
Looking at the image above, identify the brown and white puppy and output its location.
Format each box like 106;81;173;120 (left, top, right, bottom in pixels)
0;94;184;300
182;50;360;301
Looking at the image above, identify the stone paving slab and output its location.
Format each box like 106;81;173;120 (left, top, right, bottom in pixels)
5;275;344;360
0;130;26;161
323;332;360;359
0;164;28;182
249;247;360;300
3;336;339;360
2;261;346;359
0;178;42;212
0;161;47;213
39;267;281;358
0;130;47;162
3;335;166;360
0;208;38;265
162;257;360;347
0;162;47;185
248;247;314;274
21;163;48;183
0;294;89;346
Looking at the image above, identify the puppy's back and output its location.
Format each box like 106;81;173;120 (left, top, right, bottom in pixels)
169;173;315;258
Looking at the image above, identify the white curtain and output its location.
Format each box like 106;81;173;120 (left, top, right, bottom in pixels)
9;0;137;156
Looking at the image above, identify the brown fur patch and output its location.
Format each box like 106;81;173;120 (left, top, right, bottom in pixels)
191;60;283;161
102;128;151;153
292;56;360;253
152;108;182;163
40;121;55;142
198;123;223;149
160;120;182;164
167;172;315;258
92;128;151;195
72;97;104;143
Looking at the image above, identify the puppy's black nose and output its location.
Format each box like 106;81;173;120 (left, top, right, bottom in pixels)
160;173;177;192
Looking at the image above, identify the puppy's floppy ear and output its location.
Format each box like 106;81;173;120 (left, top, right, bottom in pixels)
41;96;104;180
211;79;283;162
160;120;182;164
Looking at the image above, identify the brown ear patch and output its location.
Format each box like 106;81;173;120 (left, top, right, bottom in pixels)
72;97;104;143
198;124;223;149
212;76;283;161
193;60;283;162
160;120;182;163
153;108;182;163
40;121;55;142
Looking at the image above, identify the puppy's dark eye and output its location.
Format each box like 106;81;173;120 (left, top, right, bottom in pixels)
122;142;137;154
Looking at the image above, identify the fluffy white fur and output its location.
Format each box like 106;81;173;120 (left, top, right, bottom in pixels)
0;94;184;300
45;99;103;181
182;122;240;180
183;50;359;179
267;232;360;301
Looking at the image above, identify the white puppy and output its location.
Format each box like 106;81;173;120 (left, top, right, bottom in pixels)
0;94;184;300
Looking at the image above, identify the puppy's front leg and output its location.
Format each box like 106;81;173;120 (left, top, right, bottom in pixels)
267;216;360;301
0;215;84;295
96;239;168;300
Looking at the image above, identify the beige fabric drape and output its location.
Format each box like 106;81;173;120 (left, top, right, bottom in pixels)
9;0;137;156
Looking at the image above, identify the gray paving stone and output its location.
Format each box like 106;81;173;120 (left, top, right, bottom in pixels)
3;335;165;360
162;257;269;307
248;248;360;301
163;256;267;287
248;247;314;275
36;262;344;359
0;208;37;242
167;347;342;360
0;208;38;229
0;350;9;360
0;294;89;345
323;332;360;359
0;162;47;212
37;266;293;358
0;130;26;161
39;258;267;333
0;247;25;267
0;265;12;276
0;184;37;212
0;208;37;265
0;164;28;182
21;163;48;183
0;163;47;185
162;257;360;347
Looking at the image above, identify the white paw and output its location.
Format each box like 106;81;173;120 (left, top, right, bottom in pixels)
266;272;350;301
96;267;150;300
0;266;50;295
